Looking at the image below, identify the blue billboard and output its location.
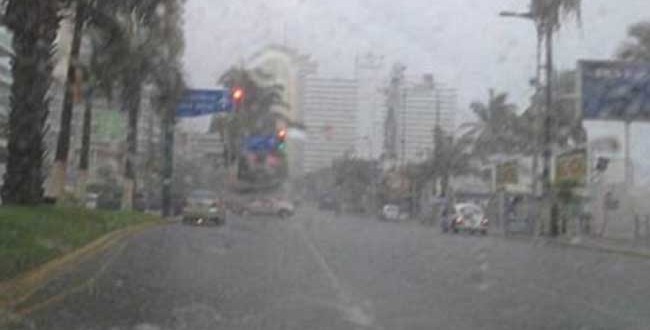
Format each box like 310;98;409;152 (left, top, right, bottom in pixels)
580;60;650;121
176;89;232;117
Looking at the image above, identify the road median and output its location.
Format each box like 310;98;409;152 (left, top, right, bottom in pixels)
0;206;162;310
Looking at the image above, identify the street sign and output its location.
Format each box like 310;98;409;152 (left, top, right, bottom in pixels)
579;60;650;121
555;149;587;185
176;89;232;117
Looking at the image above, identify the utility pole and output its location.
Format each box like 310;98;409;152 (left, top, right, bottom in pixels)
542;26;555;236
161;102;174;217
401;88;407;166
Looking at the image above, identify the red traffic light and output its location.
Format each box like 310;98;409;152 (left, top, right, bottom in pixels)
277;129;287;140
232;87;244;101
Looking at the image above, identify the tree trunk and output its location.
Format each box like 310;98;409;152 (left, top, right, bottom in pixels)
1;1;60;205
440;174;450;198
122;78;142;211
161;103;175;217
76;88;93;199
51;1;85;199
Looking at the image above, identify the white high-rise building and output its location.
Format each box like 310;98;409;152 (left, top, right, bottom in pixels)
395;75;457;164
303;77;358;173
355;53;385;159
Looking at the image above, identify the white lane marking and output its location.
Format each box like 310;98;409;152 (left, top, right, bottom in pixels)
292;221;376;328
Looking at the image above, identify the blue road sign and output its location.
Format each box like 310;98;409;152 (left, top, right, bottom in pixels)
176;89;232;117
244;135;278;152
580;60;650;121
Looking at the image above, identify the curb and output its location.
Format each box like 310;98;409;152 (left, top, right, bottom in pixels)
0;220;162;311
553;239;650;259
499;232;650;259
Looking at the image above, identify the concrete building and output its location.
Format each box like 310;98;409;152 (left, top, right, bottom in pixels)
355;53;385;159
395;75;457;164
303;77;358;173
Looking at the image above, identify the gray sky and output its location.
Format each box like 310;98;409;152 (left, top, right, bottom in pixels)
183;0;648;113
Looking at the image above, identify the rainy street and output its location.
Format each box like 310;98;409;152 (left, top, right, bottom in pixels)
18;207;650;330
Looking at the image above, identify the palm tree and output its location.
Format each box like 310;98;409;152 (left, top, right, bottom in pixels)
98;0;183;210
1;1;61;205
530;0;581;32
149;0;185;216
75;22;125;198
212;67;287;167
422;126;476;197
617;20;650;61
462;90;518;159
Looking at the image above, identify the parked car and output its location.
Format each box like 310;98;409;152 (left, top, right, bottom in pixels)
245;198;295;218
380;204;400;221
442;203;488;235
318;193;340;211
182;190;226;226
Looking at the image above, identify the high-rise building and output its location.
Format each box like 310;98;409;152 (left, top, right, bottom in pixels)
395;75;457;164
303;77;358;173
355;53;385;159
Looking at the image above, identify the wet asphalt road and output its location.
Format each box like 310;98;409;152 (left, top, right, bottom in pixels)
19;207;650;330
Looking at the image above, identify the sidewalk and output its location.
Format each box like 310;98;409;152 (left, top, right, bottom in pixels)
502;229;650;258
552;235;650;258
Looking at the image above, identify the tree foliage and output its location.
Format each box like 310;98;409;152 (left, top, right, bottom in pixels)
530;0;581;31
463;90;519;158
617;20;650;62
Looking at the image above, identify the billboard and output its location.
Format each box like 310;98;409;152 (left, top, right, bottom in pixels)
555;149;587;185
495;160;518;189
580;60;650;121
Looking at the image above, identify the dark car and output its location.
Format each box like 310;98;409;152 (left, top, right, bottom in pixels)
318;193;341;211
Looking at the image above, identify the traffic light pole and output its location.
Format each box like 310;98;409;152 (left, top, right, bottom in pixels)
542;26;554;236
161;102;175;218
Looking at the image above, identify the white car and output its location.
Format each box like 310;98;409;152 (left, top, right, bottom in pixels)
447;203;488;235
245;198;295;218
381;204;400;221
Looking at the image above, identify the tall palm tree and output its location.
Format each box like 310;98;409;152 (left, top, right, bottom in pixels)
99;0;182;210
50;0;86;199
149;0;185;216
1;0;61;205
617;20;650;61
462;90;518;159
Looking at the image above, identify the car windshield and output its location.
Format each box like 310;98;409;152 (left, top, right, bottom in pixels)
458;205;483;219
3;1;650;330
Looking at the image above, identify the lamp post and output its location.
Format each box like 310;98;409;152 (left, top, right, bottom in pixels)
500;10;554;235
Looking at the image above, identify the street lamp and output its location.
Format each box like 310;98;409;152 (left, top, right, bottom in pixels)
500;9;555;236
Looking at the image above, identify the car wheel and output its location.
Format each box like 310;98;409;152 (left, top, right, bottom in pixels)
481;229;487;235
278;210;291;219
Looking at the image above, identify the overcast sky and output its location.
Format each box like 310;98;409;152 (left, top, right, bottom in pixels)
183;0;648;112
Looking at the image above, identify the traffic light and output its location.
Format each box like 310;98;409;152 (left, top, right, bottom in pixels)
276;129;287;151
232;87;244;110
